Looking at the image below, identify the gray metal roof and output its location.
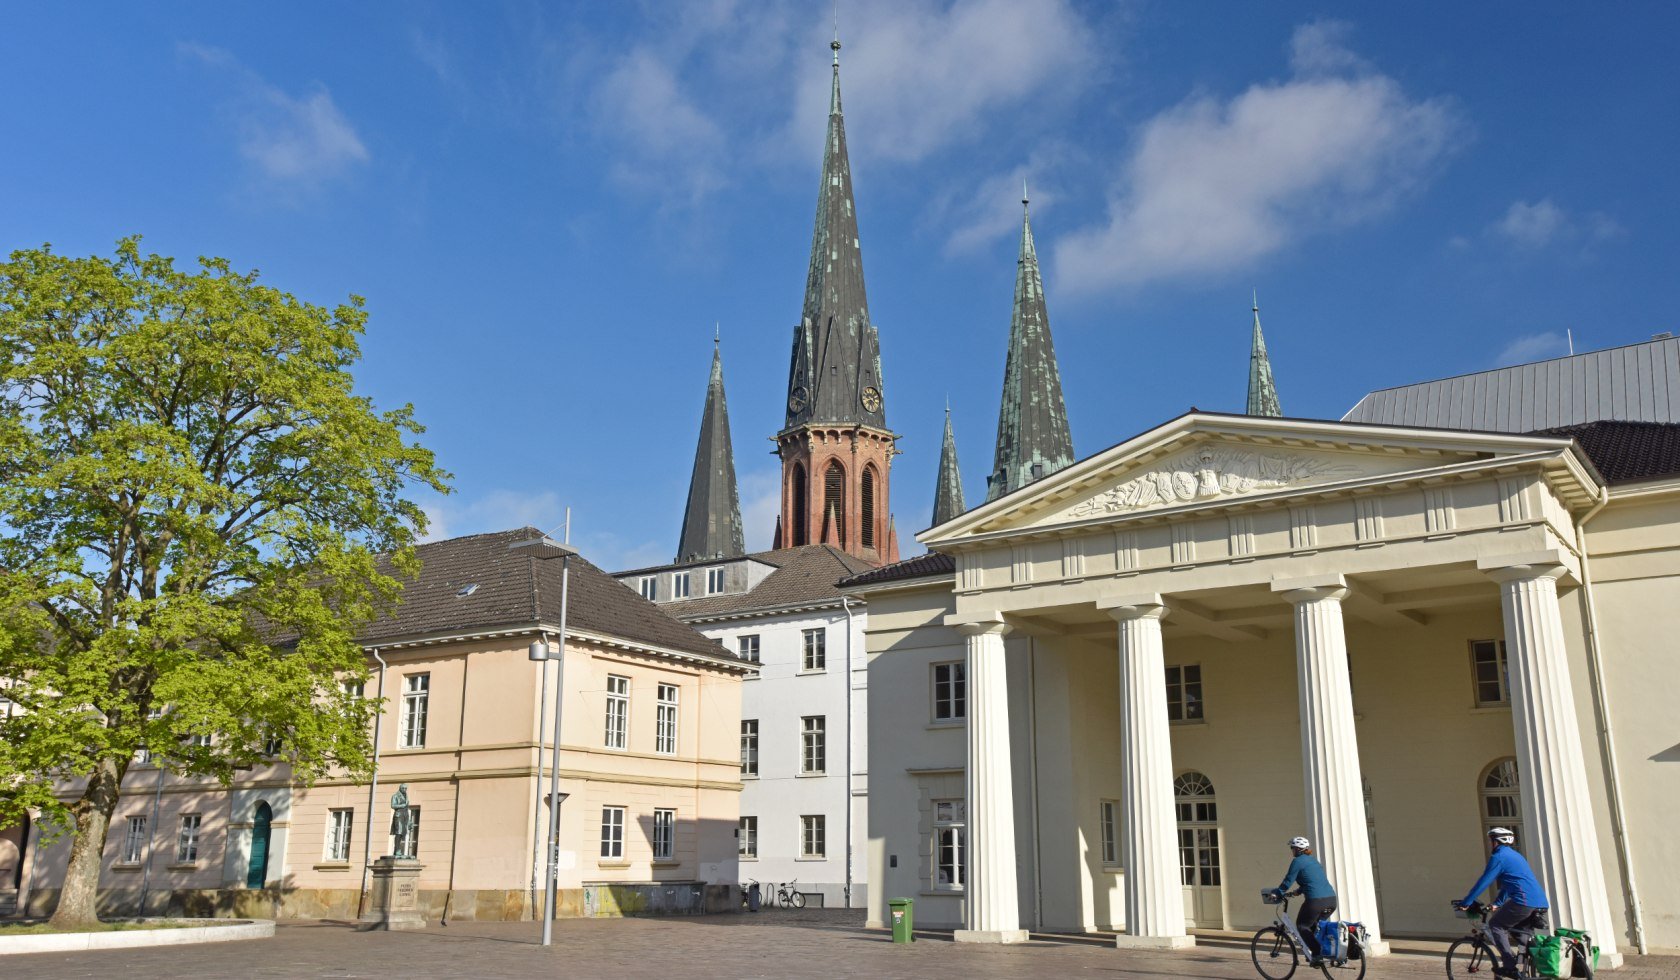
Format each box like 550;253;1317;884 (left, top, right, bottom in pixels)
676;342;745;563
1343;335;1680;432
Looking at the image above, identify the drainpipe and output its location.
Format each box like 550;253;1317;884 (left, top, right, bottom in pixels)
1575;486;1646;954
357;648;388;918
841;597;855;910
137;763;165;915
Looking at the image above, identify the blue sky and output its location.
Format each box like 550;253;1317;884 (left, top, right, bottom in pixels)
4;2;1678;570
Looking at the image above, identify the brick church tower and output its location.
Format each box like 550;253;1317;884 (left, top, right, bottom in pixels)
773;35;898;565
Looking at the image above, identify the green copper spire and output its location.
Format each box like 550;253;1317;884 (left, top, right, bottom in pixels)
677;337;745;562
1247;292;1283;417
932;405;966;526
987;185;1074;502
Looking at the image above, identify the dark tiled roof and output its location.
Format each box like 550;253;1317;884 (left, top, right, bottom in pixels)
1536;420;1680;484
663;545;876;620
837;551;956;589
361;528;730;660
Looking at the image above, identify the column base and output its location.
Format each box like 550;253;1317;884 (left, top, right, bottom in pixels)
1601;951;1625;969
954;929;1030;944
1362;940;1391;957
1114;933;1196;949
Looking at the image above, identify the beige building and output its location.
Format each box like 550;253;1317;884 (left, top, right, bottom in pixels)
847;409;1680;965
11;528;751;920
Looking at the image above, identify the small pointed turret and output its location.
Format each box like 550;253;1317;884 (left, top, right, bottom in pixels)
932;406;966;526
676;338;746;563
987;186;1074;502
1247;293;1283;417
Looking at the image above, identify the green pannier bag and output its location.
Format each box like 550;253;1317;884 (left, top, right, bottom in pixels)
1529;934;1566;978
1553;927;1600;975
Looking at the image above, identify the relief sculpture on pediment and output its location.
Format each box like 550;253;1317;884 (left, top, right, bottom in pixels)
1066;445;1362;517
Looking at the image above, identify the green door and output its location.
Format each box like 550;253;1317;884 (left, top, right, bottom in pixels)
246;802;272;889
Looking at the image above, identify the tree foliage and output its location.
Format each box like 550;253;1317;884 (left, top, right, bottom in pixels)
0;238;448;918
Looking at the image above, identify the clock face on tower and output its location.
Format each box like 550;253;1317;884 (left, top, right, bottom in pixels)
788;386;809;414
861;386;882;413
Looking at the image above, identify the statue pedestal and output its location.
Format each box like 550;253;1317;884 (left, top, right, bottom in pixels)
358;857;425;931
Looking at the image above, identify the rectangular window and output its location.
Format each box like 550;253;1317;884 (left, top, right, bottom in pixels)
802;628;826;671
656;683;679;755
1100;800;1120;868
933;799;965;889
801;815;826;859
342;679;364;699
400;673;429;748
134;746;152;766
1470;640;1510;706
121;815;147;863
393;806;421;859
932;661;966;721
600;806;625;859
327;808;354;862
263;735;283;757
605;675;629;749
737;634;760;664
187;732;212;748
672;572;691;599
652;808;675;861
1165;664;1204;722
738;816;758;859
740;720;759;776
175;813;201;863
706;567;726;594
802;716;826;774
638;576;657;601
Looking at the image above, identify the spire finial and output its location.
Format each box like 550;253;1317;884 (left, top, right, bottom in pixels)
1022;175;1030;207
832;0;841;65
1252;288;1259;313
714;320;720;345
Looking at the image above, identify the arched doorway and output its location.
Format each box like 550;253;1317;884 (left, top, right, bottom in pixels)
1175;771;1223;928
246;801;272;889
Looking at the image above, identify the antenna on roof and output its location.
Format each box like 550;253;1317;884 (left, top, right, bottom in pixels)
1567;328;1574;356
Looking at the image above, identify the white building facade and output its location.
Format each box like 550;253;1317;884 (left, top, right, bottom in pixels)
616;545;871;909
848;410;1680;965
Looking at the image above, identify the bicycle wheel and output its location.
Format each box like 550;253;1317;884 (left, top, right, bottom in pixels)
789;889;806;909
1317;952;1367;980
1446;937;1495;978
1251;927;1299;980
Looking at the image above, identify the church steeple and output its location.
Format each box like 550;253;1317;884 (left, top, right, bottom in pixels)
782;32;885;432
987;184;1074;502
774;31;897;565
1247;293;1283;417
932;406;966;527
676;337;745;563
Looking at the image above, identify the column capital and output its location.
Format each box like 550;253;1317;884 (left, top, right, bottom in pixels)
946;613;1012;637
1477;551;1575;585
1271;573;1348;605
1098;593;1168;622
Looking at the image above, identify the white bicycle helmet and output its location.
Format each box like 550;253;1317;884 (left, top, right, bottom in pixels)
1487;827;1516;845
1289;836;1311;850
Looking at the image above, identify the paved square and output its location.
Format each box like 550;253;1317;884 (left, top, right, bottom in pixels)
9;911;1679;979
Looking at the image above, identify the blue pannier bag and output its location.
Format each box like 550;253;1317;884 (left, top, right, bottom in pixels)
1315;920;1343;961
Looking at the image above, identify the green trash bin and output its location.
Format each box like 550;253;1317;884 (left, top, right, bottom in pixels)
889;897;914;944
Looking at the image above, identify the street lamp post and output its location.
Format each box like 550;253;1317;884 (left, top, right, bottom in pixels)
513;526;576;947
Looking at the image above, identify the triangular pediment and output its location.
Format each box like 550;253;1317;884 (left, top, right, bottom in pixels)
922;413;1587;543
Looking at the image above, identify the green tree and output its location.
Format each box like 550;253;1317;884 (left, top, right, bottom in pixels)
0;238;448;927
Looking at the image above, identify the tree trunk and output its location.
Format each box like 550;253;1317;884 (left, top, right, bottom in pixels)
47;757;123;929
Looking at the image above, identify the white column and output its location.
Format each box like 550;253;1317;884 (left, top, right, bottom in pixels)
954;619;1026;944
1278;581;1387;955
1486;562;1621;966
1103;595;1194;949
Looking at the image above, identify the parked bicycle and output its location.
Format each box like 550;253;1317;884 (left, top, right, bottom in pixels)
1251;889;1368;980
1446;901;1593;979
773;880;805;909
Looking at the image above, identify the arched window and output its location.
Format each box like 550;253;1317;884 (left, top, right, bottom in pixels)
823;461;846;544
791;463;808;546
860;465;877;549
1481;758;1523;849
1174;771;1220;887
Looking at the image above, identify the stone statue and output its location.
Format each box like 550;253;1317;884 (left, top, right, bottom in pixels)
390;783;411;847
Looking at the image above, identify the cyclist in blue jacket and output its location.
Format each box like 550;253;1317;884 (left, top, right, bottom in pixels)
1453;827;1550;979
1271;836;1337;964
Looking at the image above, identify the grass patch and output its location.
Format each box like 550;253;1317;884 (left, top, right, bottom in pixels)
0;919;210;935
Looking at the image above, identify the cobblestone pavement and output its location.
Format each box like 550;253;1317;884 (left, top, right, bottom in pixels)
9;910;1679;979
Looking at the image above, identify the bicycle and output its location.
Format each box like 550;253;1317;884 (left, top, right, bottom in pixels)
1446;901;1592;979
773;880;805;909
1251;889;1368;980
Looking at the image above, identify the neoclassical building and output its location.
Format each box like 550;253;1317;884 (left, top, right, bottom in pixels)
848;372;1680;964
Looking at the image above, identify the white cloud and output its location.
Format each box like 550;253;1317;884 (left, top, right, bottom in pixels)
935;153;1066;256
1489;198;1623;250
595;47;727;205
420;489;564;544
1054;22;1462;294
1495;331;1570;367
182;43;368;186
739;467;782;553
